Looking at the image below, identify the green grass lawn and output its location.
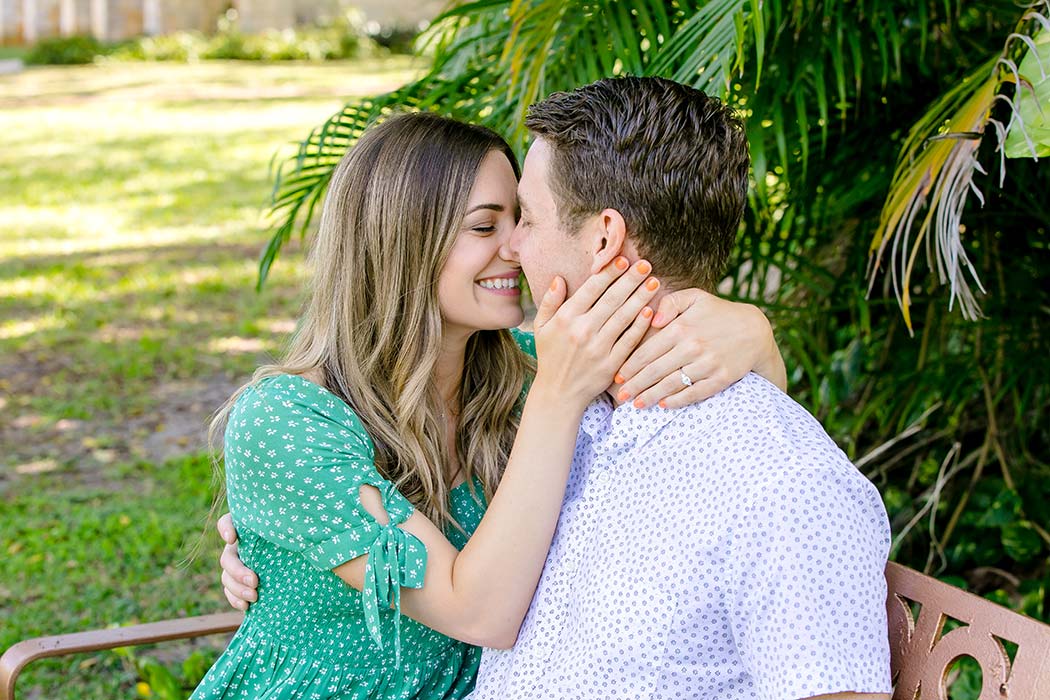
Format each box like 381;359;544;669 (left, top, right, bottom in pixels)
0;57;420;699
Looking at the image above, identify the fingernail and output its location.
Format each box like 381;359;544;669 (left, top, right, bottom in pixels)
243;576;253;585
633;398;646;409
635;260;652;275
614;256;629;270
652;313;665;326
617;390;631;402
646;278;660;292
549;279;558;291
659;399;668;409
641;306;653;319
614;373;625;385
242;588;253;598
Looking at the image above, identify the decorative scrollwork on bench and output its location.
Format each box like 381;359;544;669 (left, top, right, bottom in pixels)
885;562;1050;700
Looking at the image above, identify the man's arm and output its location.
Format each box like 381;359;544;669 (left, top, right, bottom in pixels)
218;514;256;610
729;453;894;700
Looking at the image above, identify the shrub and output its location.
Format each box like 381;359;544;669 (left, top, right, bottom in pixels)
110;32;209;62
25;35;109;65
27;9;395;66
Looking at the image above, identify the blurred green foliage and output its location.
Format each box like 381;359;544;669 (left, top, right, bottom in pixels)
23;10;396;66
25;35;108;64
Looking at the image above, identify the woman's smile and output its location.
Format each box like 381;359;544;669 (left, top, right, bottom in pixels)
476;273;522;297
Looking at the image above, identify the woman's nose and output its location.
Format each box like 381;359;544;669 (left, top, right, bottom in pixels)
498;221;521;262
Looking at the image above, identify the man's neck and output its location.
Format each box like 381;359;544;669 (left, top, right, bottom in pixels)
607;287;671;408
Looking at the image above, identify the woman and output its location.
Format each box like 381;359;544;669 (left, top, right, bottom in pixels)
195;113;784;699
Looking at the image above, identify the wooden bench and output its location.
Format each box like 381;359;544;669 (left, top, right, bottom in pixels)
2;564;1049;699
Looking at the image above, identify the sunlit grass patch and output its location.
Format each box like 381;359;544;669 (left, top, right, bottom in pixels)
0;62;397;431
0;59;419;697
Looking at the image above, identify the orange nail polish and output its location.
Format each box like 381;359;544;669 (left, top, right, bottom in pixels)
550;279;558;291
614;256;629;270
635;260;652;275
641;306;653;319
633;398;645;409
646;278;660;292
617;390;631;402
614;373;625;385
659;399;668;409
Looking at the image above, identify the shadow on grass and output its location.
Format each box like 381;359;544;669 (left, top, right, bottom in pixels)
0;235;305;481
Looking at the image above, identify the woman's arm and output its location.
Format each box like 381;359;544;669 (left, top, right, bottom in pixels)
337;260;658;648
218;289;785;616
344;379;582;648
615;289;786;409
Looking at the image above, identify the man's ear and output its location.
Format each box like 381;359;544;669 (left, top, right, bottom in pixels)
589;209;628;274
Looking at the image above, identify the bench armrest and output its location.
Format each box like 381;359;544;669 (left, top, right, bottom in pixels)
0;612;243;700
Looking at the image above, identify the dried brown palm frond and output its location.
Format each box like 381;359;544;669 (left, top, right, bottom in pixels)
868;2;1049;332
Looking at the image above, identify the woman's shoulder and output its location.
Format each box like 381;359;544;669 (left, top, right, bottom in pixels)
227;373;374;460
234;373;350;418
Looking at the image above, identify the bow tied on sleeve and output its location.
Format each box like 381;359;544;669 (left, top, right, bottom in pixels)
361;521;428;666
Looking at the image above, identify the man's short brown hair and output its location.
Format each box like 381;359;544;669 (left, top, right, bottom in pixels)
525;77;749;290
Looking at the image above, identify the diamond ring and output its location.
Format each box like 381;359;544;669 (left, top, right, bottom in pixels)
679;370;693;388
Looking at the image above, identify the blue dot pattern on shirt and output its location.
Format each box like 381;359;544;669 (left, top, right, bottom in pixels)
471;372;893;700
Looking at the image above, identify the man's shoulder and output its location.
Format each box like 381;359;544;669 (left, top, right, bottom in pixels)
669;372;835;452
659;373;876;498
702;370;804;417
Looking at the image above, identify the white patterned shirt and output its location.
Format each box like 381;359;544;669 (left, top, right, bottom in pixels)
470;373;893;700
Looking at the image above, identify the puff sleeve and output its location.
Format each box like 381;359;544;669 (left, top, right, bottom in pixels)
223;375;426;664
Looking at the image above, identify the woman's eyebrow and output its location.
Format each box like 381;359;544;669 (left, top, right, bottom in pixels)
465;203;505;214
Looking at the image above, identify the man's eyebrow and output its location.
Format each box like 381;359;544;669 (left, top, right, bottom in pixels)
465;203;504;214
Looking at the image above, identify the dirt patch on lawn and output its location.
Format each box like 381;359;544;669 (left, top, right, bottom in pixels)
0;355;247;492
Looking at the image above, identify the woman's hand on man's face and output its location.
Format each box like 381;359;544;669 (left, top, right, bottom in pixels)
530;257;659;411
218;512;258;611
613;288;785;409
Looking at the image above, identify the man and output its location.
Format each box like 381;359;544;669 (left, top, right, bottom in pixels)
221;77;892;699
469;77;892;700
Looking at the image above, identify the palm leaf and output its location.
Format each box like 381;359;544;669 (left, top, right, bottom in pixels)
645;0;754;95
869;4;1049;330
868;57;998;329
1003;18;1050;158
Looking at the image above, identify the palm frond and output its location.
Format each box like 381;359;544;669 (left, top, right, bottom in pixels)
1003;16;1050;158
500;1;682;148
645;0;753;95
868;4;1049;331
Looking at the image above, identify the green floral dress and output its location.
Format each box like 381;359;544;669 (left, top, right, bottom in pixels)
192;330;535;700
